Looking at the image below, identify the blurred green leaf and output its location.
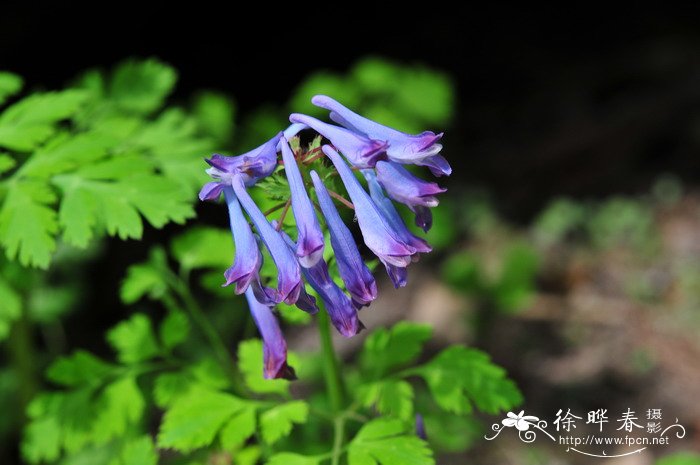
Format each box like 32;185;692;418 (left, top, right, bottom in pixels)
259;400;309;444
656;452;700;465
357;380;414;420
0;72;23;106
108;58;177;114
533;197;586;244
348;418;433;465
0;90;88;151
157;385;247;452
267;453;321;465
0;276;21;339
170;226;232;271
46;351;115;388
492;243;538;313
106;313;160;364
219;406;256;450
413;346;522;415
159;309;190;350
91;376;145;442
111;436;157;465
360;322;432;379
192;91;235;143
120;248;169;304
289;72;359;116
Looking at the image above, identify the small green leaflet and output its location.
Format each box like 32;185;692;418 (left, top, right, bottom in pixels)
357;380;414;420
0;90;88;151
170;226;233;272
157;385;249;452
109;58;177;114
412;346;523;415
347;418;434;465
46;351;115;388
159;309;190;350
267;453;322;465
259;400;309;444
360;322;432;379
120;248;169;304
0;72;23;106
106;313;160;364
110;436;158;465
219;406;256;450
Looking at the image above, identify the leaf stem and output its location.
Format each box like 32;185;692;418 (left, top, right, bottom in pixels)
331;417;346;465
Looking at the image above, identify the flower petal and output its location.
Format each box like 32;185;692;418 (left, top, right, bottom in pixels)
374;161;446;209
199;181;225;201
244;287;295;380
280;136;325;267
205;132;282;186
324;146;416;268
289;113;387;168
310;170;377;307
231;174;302;304
221;187;263;295
312;95;446;167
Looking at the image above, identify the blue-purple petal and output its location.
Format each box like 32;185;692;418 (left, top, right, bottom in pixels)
374;161;446;209
324;146;416;268
244;287;295;380
310;170;377;307
231;174;302;305
289;113;388;168
280;137;325;267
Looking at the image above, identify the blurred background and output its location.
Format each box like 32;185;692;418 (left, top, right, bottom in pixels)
2;2;700;464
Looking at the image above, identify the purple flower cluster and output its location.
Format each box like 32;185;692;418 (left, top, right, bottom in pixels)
200;96;449;379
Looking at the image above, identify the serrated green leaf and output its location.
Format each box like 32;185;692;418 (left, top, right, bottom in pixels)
259;400;309;444
0;72;23;106
0;153;16;175
348;418;433;465
219;406;256;450
157;386;247;452
360;322;432;379
20;132;114;178
46;351;115;387
153;372;193;409
238;339;291;395
192;91;235;143
0;180;58;268
0;276;21;340
160;309;190;350
106;313;160;364
21;416;61;463
170;226;232;271
189;357;230;390
267;453;321;465
113;436;158;465
235;446;261;465
120;248;168;304
413;346;522;415
357;380;414;420
92;376;145;443
109;59;177;114
0;90;88;151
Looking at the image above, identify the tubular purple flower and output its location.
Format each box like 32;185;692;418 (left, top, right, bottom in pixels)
312;95;451;175
199;181;225;201
289;113;388;168
413;205;433;233
244;287;295;380
310;170;377;307
324;146;416;268
363;169;431;255
374;160;446;209
205;132;282;187
231;174;302;305
221;187;263;295
415;413;427;440
280;233;362;337
280;136;325;267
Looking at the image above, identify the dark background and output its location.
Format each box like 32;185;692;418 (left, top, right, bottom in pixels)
3;3;700;221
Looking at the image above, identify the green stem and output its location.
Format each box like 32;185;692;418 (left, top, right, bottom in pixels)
317;308;345;413
331;417;346;465
168;276;246;395
8;308;38;421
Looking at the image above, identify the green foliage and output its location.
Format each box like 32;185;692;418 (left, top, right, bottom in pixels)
238;339;294;396
0;275;21;338
412;346;523;415
0;72;23;106
0;58;224;269
360;322;432;379
259;400;309;444
656;453;700;465
347;418;434;465
107;313;160;364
